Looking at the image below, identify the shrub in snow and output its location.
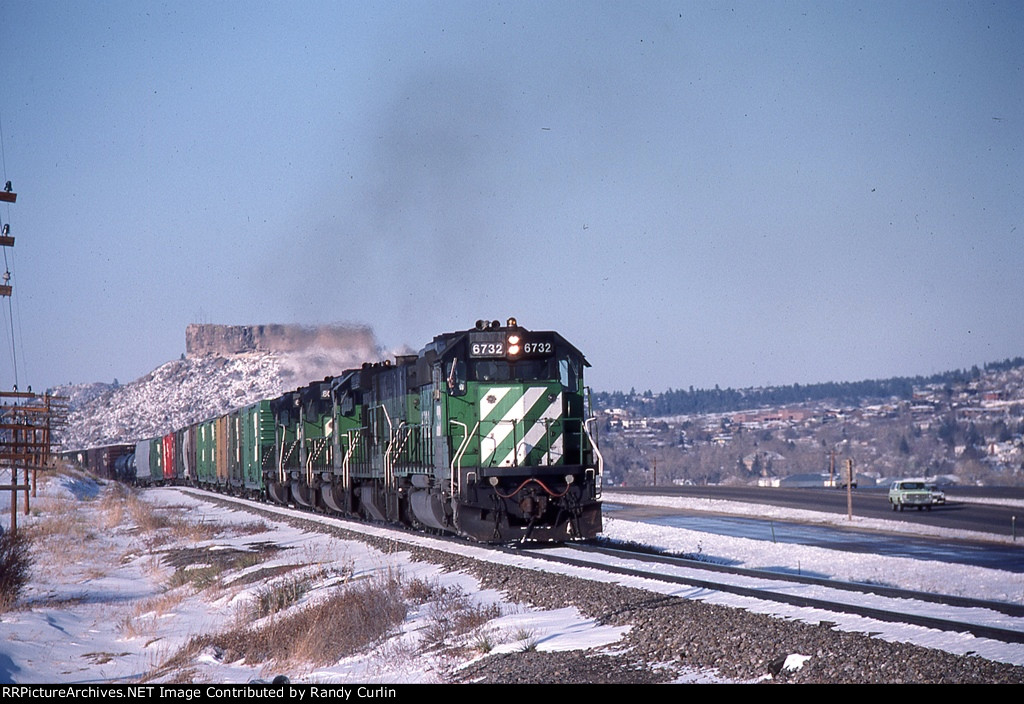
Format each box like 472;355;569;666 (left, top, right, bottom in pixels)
0;530;32;611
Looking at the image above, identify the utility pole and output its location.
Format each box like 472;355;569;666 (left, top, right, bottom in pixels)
845;458;854;520
0;181;14;298
0;182;67;534
0;391;67;534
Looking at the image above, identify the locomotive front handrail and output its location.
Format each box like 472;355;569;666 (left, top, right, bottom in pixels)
449;419;479;496
277;431;298;484
387;423;423;472
305;437;328;486
583;416;603;480
385;420;407;488
377;405;394;487
449;419;467;495
341;428;365;490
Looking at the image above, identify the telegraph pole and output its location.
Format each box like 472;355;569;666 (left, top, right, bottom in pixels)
845;458;855;520
0;390;68;533
0;182;66;534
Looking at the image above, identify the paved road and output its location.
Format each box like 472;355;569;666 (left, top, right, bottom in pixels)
604;485;1024;540
603;485;1024;571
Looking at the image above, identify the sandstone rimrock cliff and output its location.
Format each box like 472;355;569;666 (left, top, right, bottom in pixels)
58;324;383;448
185;323;377;359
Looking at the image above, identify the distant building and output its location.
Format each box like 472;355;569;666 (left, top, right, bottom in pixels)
778;473;829;488
732;409;811;425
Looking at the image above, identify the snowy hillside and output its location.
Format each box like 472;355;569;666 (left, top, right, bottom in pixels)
54;346;386;450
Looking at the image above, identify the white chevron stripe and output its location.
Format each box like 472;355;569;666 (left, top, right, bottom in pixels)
479;386;513;465
495;391;563;467
479;386;512;421
480;386;549;466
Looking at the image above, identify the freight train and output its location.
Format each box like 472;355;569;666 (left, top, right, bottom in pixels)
66;319;603;542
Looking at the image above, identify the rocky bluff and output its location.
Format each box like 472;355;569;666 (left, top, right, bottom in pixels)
185;324;378;359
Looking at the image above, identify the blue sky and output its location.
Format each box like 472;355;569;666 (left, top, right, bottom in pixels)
0;1;1021;394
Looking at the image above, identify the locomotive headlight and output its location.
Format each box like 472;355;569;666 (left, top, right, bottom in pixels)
507;333;521;356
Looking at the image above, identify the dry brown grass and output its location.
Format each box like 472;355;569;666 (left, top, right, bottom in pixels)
247;572;317;620
82;650;132;665
21;500;97;577
23;476;507;680
97;482;133;530
149;565;513;680
225;520;272;537
119;590;188;639
99;486;223;548
24;495;89;541
402;576;436;603
161;545;272;593
0;531;32;612
160;570;409;672
417;582;502;654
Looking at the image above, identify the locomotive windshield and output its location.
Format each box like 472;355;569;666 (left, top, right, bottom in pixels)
440;326;587;395
472;358;547;382
468;353;581;389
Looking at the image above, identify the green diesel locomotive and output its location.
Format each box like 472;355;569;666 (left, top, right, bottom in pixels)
266;317;603;542
88;319;603;543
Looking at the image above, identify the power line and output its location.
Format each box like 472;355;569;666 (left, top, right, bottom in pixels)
0;109;21;389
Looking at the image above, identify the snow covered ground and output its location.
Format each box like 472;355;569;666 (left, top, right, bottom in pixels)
1;471;1022;684
604;491;1024;604
0;472;628;684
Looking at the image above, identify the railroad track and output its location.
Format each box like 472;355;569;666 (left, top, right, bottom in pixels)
504;540;1024;646
170;485;1024;649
